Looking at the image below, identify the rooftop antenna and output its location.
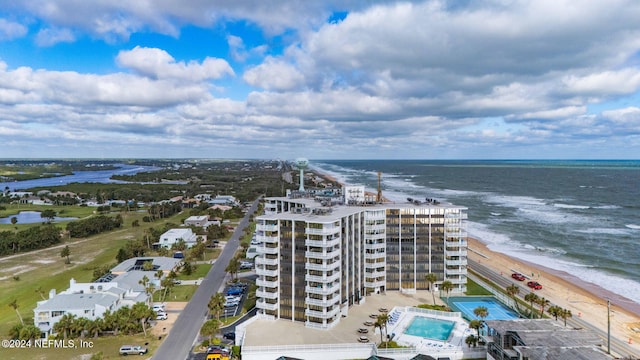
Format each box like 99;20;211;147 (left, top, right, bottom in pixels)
377;171;383;203
295;158;309;191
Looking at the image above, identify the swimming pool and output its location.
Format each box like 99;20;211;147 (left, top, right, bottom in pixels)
403;316;455;340
448;296;520;321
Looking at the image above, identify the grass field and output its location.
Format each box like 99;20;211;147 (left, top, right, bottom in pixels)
0;207;186;338
1;332;162;360
154;285;198;302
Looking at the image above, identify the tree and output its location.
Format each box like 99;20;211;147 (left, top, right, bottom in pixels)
19;325;41;341
547;305;562;321
559;308;572;327
506;284;520;312
536;297;550;318
8;299;24;325
60;245;71;264
374;318;385;345
182;261;195;276
473;306;489;322
40;209;56;223
225;257;240;280
425;273;438;305
524;292;539;319
469;319;482;337
440;280;454;305
35;286;46;300
465;334;477;348
376;312;389;347
208;293;226;321
142;260;154;271
200;319;220;344
132;302;155;337
11;216;17;226
54;313;76;339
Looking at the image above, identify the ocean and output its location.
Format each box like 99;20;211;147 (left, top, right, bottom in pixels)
311;160;640;305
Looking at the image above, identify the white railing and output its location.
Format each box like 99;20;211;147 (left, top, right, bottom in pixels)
445;268;465;275
256;300;278;311
305;306;340;319
366;224;386;232
305;284;339;295
365;279;386;288
257;246;279;255
257;234;279;243
255;257;278;266
446;240;468;247
365;242;386;251
305;249;340;260
256;289;278;299
256;268;278;277
305;294;340;307
256;278;279;288
446;250;468;257
305;272;340;283
306;262;340;271
365;232;386;241
364;270;386;278
305;237;340;248
405;306;462;319
256;224;278;232
446;259;468;266
364;252;385;260
306;227;341;236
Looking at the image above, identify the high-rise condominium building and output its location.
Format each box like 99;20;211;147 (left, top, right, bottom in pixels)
254;185;467;329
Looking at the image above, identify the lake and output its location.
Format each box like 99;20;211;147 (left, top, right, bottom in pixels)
0;211;78;224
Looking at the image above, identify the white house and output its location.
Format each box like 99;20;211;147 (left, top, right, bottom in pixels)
156;228;198;249
184;215;210;228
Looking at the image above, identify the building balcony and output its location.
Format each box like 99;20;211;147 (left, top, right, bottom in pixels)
256;300;278;311
446;250;468;257
305;306;340;319
367;224;386;232
256;267;279;277
305;227;341;236
306;262;340;271
305;272;340;283
365;232;386;241
256;289;278;299
365;279;386;288
364;252;386;260
447;275;467;284
365;242;386;251
257;224;279;232
445;213;468;219
446;259;468;266
305;294;340;307
257;246;279;255
446;239;468;247
256;278;279;288
255;256;278;266
364;270;386;278
305;249;340;260
305;237;340;248
257;234;279;244
305;284;339;296
445;267;465;275
446;230;468;238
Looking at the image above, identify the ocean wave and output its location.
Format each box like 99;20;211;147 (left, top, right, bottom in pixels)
575;228;630;235
626;224;640;230
490;212;502;216
554;203;590;209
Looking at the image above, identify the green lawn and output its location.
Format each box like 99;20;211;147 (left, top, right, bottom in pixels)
154;285;198;302
176;264;212;280
466;278;493;295
1;333;162;360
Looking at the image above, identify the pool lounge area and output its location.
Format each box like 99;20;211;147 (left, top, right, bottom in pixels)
385;306;473;357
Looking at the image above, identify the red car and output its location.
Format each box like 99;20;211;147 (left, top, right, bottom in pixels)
527;281;542;290
511;273;526;281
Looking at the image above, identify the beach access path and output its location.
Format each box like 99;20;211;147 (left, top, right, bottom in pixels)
467;237;640;355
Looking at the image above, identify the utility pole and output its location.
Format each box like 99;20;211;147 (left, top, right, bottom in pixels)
607;299;611;354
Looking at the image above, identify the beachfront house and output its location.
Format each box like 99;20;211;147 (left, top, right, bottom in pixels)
156;228;198;249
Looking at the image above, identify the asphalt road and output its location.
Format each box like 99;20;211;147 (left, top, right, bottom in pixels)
468;258;638;358
153;198;261;360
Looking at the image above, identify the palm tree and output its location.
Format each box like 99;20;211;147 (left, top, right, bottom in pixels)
8;299;24;325
560;308;572;327
536;297;550;318
226;256;240;280
506;284;520;312
60;245;71;264
473;306;489;322
208;293;226;321
440;280;454;305
374;318;385;345
18;325;40;341
469;319;482;337
465;334;477;348
86;318;104;338
132;302;154;336
524;292;539;319
200;319;220;344
35;286;46;300
547;305;562;320
425;273;437;305
377;312;390;347
54;313;76;339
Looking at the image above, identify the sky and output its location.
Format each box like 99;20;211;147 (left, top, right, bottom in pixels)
1;0;640;160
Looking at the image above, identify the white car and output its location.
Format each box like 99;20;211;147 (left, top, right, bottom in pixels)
156;312;168;320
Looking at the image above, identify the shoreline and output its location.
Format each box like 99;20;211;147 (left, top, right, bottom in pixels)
467;236;640;351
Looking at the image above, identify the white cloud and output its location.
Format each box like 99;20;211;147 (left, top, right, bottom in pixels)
243;57;305;91
116;46;235;81
34;27;75;46
0;18;28;40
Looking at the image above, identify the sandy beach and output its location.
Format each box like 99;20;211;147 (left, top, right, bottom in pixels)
467;237;640;352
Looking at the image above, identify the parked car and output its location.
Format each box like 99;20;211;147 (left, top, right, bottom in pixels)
527;281;543;290
119;345;148;355
511;272;526;281
155;311;168;320
152;303;165;312
226;287;243;296
223;332;236;341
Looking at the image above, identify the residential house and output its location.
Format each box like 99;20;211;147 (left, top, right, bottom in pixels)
156;228;198;249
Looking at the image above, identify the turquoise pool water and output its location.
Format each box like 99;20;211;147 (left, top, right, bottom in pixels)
403;316;455;340
448;296;520;321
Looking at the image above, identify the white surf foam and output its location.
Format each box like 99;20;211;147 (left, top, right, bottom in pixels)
626;224;640;230
575;228;630;235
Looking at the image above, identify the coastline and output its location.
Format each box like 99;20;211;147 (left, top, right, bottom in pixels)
308;166;640;350
467;236;640;351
